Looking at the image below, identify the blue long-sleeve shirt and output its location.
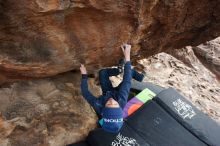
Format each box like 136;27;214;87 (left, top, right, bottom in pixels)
81;61;132;116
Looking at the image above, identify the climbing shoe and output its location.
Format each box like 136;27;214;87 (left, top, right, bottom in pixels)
118;59;125;73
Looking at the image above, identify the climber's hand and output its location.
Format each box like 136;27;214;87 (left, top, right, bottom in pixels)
121;43;131;61
80;64;87;75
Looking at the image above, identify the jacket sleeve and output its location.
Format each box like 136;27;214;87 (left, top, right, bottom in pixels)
81;75;101;114
118;61;132;109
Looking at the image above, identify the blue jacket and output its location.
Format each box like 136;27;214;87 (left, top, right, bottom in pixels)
81;61;132;116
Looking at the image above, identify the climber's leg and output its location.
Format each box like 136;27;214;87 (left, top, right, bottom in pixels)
99;68;120;95
131;69;145;82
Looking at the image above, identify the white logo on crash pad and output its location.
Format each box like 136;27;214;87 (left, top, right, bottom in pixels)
111;133;140;146
173;98;196;119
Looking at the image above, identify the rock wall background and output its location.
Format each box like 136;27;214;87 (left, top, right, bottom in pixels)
193;37;220;81
0;0;220;80
0;72;99;146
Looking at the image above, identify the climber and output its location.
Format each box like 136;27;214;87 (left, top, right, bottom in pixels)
80;44;145;133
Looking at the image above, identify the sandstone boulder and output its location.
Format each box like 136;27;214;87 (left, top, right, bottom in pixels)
0;0;220;79
0;72;99;146
193;37;220;81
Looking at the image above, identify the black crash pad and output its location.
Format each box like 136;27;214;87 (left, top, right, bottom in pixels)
131;80;164;95
154;88;220;146
87;122;150;146
87;100;206;146
126;100;207;146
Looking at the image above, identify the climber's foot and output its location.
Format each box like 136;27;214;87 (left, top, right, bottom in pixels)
118;58;125;73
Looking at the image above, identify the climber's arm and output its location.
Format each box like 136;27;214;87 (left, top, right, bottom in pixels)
118;44;132;109
80;64;101;114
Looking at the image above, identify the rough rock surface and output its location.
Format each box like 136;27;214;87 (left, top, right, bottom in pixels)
0;0;220;79
0;72;99;146
138;50;220;123
192;37;220;81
